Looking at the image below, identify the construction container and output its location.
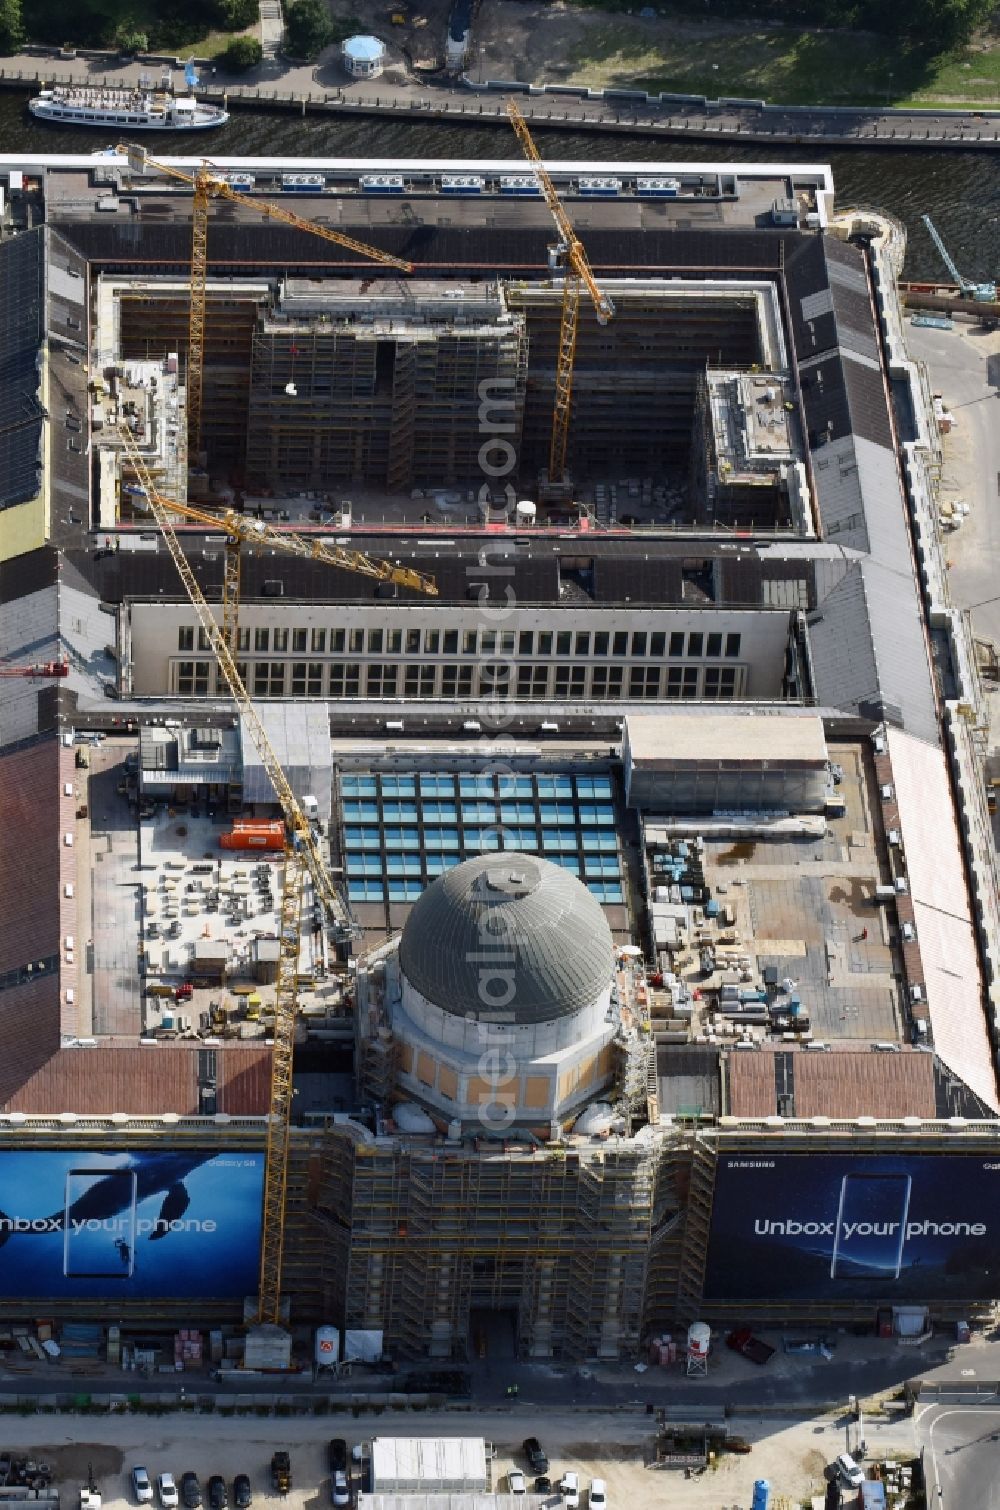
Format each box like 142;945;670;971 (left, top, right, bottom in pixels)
370;1438;488;1495
245;1324;293;1370
221;822;284;851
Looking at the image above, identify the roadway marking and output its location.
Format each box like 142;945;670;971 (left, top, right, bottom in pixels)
915;1401;1000;1510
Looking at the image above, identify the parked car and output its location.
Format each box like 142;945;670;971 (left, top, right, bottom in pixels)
523;1439;549;1475
507;1470;526;1497
270;1455;291;1496
180;1475;202;1510
233;1477;252;1510
726;1328;776;1367
835;1455;865;1490
535;1479;552;1495
132;1469;153;1505
328;1442;348;1474
561;1472;580;1510
157;1476;178;1510
590;1480;608;1509
329;1471;350;1508
207;1478;227;1510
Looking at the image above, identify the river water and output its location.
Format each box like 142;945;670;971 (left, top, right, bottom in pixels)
2;88;999;279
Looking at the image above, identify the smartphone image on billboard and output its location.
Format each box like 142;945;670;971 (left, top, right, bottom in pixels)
830;1172;911;1280
63;1168;137;1279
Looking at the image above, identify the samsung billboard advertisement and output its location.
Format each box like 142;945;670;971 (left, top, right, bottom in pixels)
0;1151;263;1298
704;1154;1000;1301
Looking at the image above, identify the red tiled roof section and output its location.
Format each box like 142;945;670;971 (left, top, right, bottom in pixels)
0;741;64;1100
727;1046;937;1120
3;1043;271;1115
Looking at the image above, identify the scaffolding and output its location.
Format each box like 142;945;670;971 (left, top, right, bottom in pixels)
332;1138;658;1362
244;291;527;494
507;284;764;485
118;285;267;474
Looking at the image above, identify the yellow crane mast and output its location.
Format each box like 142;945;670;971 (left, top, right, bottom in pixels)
118;425;433;1325
126;490;438;655
506;100;615;486
123;146;415;458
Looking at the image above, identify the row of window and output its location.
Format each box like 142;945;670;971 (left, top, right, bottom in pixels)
342;773;613;799
177;625;743;660
341;801;615;824
346;852;621;879
348;878;624;903
173;659;741;700
343;826;619;853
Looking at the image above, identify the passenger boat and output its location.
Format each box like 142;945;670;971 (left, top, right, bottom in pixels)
28;71;227;131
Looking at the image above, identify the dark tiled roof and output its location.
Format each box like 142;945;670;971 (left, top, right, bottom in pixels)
0;739;61;977
53;218;789;279
0;228;45;509
0;545;58;606
0;739;65;1102
63;539;808;610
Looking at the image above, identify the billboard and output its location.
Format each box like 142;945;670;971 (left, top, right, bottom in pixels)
704;1153;1000;1301
0;1150;263;1298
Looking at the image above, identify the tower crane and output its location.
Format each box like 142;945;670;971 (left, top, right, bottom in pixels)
122;146;415;458
921;215;996;303
123;487;438;655
506;99;615;486
117;424;433;1326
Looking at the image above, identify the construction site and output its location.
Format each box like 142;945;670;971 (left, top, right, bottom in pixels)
0;124;999;1375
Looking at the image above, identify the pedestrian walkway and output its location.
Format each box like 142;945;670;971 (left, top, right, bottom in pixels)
2;45;1000;151
259;0;283;62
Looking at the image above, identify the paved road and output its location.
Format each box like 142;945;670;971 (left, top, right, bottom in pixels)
0;1330;981;1407
915;1397;1000;1510
905;320;1000;656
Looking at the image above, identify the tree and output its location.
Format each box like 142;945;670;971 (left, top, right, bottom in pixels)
221;32;262;67
114;20;148;53
0;0;24;51
214;0;258;31
283;0;331;59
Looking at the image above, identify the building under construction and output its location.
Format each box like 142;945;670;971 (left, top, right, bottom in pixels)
245;279;527;493
0;151;998;1366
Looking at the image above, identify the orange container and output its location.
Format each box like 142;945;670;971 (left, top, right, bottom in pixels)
220;826;284;851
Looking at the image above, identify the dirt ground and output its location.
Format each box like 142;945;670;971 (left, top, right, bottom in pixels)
317;0;456;76
0;1409;919;1510
469;0;753;90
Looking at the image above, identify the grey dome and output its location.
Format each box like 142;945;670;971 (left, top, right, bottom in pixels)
398;853;614;1025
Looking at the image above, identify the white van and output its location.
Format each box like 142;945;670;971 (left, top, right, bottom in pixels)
835;1454;865;1489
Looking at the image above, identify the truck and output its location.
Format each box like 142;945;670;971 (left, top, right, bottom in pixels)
725;1328;775;1366
270;1455;291;1496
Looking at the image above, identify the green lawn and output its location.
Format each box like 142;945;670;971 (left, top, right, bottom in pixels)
559;10;1000;108
173;26;257;59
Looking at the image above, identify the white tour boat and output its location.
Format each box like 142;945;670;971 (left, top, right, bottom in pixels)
29;70;227;131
